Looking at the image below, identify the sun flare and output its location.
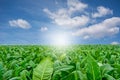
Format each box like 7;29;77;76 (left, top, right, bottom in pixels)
50;34;70;46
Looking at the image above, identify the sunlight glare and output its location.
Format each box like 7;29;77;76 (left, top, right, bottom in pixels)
51;34;70;46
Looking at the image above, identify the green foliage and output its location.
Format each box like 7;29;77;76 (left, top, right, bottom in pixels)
0;45;120;80
3;70;13;80
33;58;53;80
86;55;101;80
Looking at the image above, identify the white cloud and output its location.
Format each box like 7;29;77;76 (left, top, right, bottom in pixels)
40;27;48;32
9;19;31;29
67;0;88;14
72;17;120;39
43;0;119;40
92;6;113;18
43;0;89;28
111;41;119;45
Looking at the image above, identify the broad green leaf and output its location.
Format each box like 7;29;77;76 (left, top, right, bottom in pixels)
100;64;113;76
33;58;53;80
86;55;101;80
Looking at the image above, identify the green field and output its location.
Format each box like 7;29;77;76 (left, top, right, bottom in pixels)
0;45;120;80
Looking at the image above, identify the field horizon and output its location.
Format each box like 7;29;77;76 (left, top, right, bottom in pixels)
0;0;120;80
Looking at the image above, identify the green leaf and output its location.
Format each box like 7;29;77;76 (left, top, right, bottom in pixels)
9;77;21;80
52;65;74;80
54;65;74;72
28;60;36;68
114;64;120;74
104;74;115;80
100;64;113;76
53;60;62;70
61;70;87;80
20;70;29;80
86;55;101;80
3;70;13;80
33;58;53;80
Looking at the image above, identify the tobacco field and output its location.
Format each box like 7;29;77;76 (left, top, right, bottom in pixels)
0;45;120;80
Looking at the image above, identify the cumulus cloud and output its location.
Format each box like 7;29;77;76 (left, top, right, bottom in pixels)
72;17;120;39
92;6;113;18
43;0;89;28
9;19;31;29
111;41;119;45
43;0;120;40
67;0;88;14
40;27;48;32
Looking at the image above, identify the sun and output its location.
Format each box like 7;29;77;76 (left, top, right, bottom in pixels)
50;33;70;46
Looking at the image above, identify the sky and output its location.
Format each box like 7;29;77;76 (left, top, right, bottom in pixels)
0;0;120;45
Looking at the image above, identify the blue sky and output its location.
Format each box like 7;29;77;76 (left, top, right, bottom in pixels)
0;0;120;44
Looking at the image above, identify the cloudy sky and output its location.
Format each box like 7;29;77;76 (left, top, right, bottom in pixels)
0;0;120;44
